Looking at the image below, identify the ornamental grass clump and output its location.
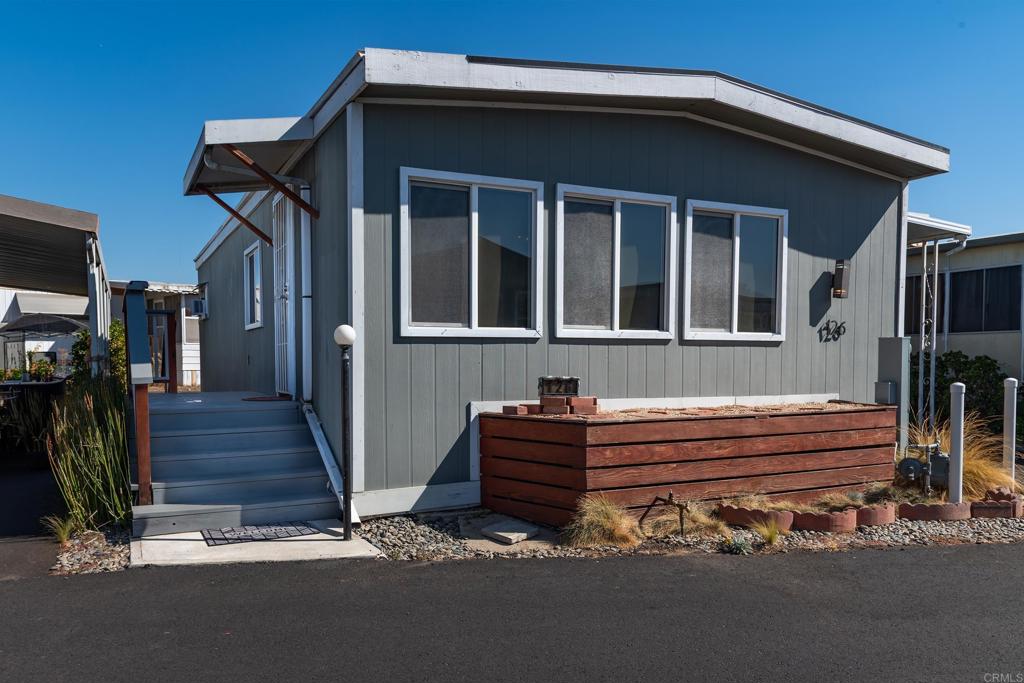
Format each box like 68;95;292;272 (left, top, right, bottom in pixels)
749;518;784;546
564;495;642;548
909;414;1016;500
47;379;132;530
40;514;80;545
644;502;731;539
814;490;865;512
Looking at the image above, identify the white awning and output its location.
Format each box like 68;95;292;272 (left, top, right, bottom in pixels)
182;118;313;196
907;212;971;243
0;291;89;336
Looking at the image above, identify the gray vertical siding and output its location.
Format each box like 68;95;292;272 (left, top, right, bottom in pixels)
197;197;277;395
306;115;349;456
360;104;902;492
196;114;350;475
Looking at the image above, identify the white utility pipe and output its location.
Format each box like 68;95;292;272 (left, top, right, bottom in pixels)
929;241;939;427
949;382;965;504
1005;378;1018;480
301;187;313;403
918;242;927;421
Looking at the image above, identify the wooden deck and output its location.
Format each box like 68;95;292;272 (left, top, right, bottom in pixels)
480;403;897;527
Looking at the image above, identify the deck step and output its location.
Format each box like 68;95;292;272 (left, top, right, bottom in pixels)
149;401;302;431
132;495;340;537
151;446;321;480
151;468;330;505
150;424;314;456
134;396;337;537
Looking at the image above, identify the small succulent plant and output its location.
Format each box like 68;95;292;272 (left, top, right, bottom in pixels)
720;536;754;555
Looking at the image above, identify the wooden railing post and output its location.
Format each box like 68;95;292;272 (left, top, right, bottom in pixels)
134;384;152;505
123;281;155;508
167;313;178;394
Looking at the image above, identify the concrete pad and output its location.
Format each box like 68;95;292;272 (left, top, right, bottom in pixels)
457;512;561;554
481;519;540;545
130;519;380;567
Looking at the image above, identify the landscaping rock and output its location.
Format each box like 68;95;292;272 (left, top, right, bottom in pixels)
356;507;1024;562
898;501;972;521
481;519;540;545
51;528;129;575
792;508;858;533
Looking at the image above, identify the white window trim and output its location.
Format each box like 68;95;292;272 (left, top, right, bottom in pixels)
555;183;678;340
683;199;788;342
243;241;263;331
399;167;544;338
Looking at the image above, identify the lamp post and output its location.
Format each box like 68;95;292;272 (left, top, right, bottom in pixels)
333;324;356;541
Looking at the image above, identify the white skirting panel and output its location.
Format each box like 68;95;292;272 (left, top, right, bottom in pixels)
353;481;480;518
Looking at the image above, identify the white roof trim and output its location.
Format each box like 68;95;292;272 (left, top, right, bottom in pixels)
189;48;954;269
907;212;972;241
193;191;269;268
359;49;949;174
183;118;313;196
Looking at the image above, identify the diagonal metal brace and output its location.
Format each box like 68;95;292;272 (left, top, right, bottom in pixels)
199;186;272;245
221;143;320;219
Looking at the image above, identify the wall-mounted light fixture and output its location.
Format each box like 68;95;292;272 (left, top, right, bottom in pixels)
832;259;850;298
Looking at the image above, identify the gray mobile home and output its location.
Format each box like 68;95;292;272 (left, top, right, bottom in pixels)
180;49;953;521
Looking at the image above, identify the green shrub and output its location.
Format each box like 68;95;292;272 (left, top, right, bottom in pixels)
71;319;127;393
47;379;131;530
910;350;1024;442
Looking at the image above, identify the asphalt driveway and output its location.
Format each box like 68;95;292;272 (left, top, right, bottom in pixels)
2;543;1022;682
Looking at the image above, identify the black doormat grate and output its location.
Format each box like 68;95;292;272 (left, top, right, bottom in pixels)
201;522;319;546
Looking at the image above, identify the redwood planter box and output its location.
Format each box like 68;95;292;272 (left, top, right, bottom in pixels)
480;403;896;527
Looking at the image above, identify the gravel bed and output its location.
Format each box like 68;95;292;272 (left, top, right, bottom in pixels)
51;528;130;575
357;510;1024;561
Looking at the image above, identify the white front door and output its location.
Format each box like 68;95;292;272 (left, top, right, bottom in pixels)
272;195;295;396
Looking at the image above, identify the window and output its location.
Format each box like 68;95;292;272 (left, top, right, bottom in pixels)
948;266;1021;333
399;168;544;337
243;241;262;330
555;184;677;339
684;200;787;341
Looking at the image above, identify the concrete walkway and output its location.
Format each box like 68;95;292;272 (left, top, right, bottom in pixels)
130;519;379;566
3;543;1023;681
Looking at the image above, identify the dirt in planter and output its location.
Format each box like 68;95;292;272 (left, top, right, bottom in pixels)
529;401;877;421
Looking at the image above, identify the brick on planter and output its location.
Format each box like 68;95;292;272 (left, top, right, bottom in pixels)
540;396;570;407
502;405;528;415
524;404;543;414
569;396;598;408
572;404;598;415
542;405;571;415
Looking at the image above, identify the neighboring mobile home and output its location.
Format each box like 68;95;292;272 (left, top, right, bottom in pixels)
183;49;956;519
0;194;110;377
110;280;203;388
906;228;1024;378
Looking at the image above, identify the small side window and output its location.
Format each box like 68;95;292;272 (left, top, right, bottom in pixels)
243;242;262;330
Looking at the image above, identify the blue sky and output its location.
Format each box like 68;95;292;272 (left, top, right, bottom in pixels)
2;0;1021;283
